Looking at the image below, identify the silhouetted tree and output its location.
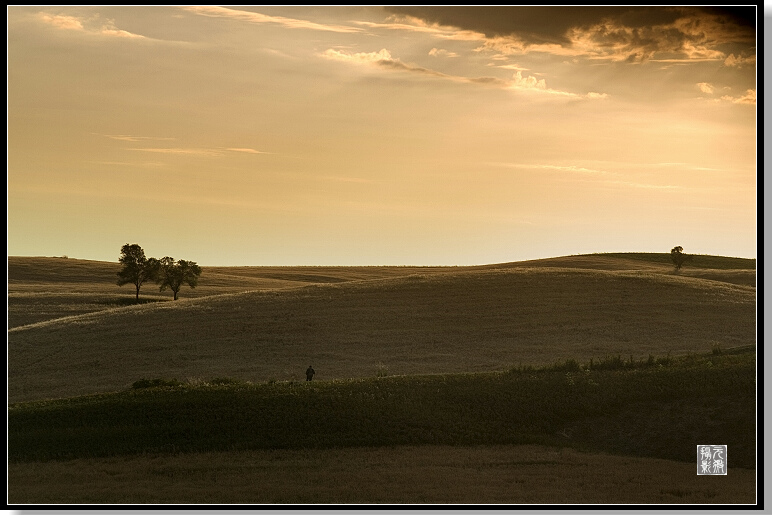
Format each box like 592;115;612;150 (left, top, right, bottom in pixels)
670;246;692;271
156;256;202;300
117;244;160;301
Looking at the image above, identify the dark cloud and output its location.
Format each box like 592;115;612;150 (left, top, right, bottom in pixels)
384;6;756;46
701;7;757;29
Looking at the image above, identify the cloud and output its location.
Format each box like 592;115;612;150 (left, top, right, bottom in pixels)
564;15;734;63
130;148;225;157
697;82;714;94
322;48;465;82
91;160;167;168
101;134;176;142
38;12;146;39
181;6;362;33
508;71;589;97
100;23;145;39
489;162;615;175
38;12;147;38
586;92;608;100
497;63;529;71
724;53;757;67
323;48;592;98
387;7;634;44
224;148;269;154
491;162;680;190
102;135;268;155
38;13;84;31
384;7;755;64
354;16;486;42
606;181;680;191
128;147;269;157
538;164;613;175
720;89;756;105
510;71;546;90
322;48;395;65
428;48;458;58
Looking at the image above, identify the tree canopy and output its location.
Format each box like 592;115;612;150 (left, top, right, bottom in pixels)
117;244;160;301
156;257;203;300
670;246;692;271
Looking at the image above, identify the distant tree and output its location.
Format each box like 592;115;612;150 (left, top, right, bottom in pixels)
117;244;160;301
156;256;202;300
670;246;692;271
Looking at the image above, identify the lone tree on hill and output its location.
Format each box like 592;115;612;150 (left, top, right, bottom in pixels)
117;244;160;301
670;246;692;271
156;256;202;300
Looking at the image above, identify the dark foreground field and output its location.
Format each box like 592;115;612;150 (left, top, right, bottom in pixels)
8;349;757;504
8;444;756;504
6;253;757;505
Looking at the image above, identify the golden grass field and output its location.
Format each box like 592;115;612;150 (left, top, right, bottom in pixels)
8;254;756;403
7;253;757;505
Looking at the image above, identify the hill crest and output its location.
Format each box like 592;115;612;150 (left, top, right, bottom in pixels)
8;263;756;403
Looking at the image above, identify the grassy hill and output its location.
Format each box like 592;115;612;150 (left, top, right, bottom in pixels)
8;253;756;403
6;252;758;504
7;253;755;329
7;256;452;328
9;349;755;468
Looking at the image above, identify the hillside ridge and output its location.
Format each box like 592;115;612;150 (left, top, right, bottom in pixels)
9;264;756;403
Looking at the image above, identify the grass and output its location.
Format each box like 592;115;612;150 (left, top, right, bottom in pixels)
7;444;757;504
9;349;756;469
8;265;756;403
8;253;755;330
594;252;756;270
6;253;758;505
7;257;454;329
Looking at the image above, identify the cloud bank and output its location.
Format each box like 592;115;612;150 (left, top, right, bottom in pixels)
383;7;755;64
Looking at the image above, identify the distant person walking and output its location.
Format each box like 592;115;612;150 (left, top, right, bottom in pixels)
306;365;315;381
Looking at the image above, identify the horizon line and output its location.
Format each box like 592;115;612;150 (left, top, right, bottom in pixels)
7;251;758;268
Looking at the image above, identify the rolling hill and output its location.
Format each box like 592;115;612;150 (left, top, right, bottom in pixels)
7;253;756;403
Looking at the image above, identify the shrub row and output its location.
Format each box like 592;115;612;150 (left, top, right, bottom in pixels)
9;350;756;467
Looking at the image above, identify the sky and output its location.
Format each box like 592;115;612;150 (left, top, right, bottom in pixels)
7;6;757;266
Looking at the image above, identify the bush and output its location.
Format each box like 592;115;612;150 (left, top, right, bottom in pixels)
591;355;626;371
131;378;183;389
656;353;672;366
551;358;582;372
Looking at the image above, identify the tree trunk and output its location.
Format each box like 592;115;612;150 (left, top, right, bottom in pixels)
135;284;140;302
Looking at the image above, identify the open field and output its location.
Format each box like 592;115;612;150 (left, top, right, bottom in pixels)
8;350;757;504
6;252;757;505
9;350;756;463
8;256;453;328
8;254;756;403
8;444;756;504
7;253;755;329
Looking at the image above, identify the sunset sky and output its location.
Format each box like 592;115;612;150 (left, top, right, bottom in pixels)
8;6;757;266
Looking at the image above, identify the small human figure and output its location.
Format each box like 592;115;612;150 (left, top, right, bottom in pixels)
306;365;315;381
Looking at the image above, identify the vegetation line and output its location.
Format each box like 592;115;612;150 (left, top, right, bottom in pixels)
9;350;756;468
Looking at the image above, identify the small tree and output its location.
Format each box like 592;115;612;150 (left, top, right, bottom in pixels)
117;244;160;301
156;256;202;300
670;246;692;271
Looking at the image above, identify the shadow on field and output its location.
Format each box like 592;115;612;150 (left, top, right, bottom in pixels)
9;350;755;470
111;297;169;307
